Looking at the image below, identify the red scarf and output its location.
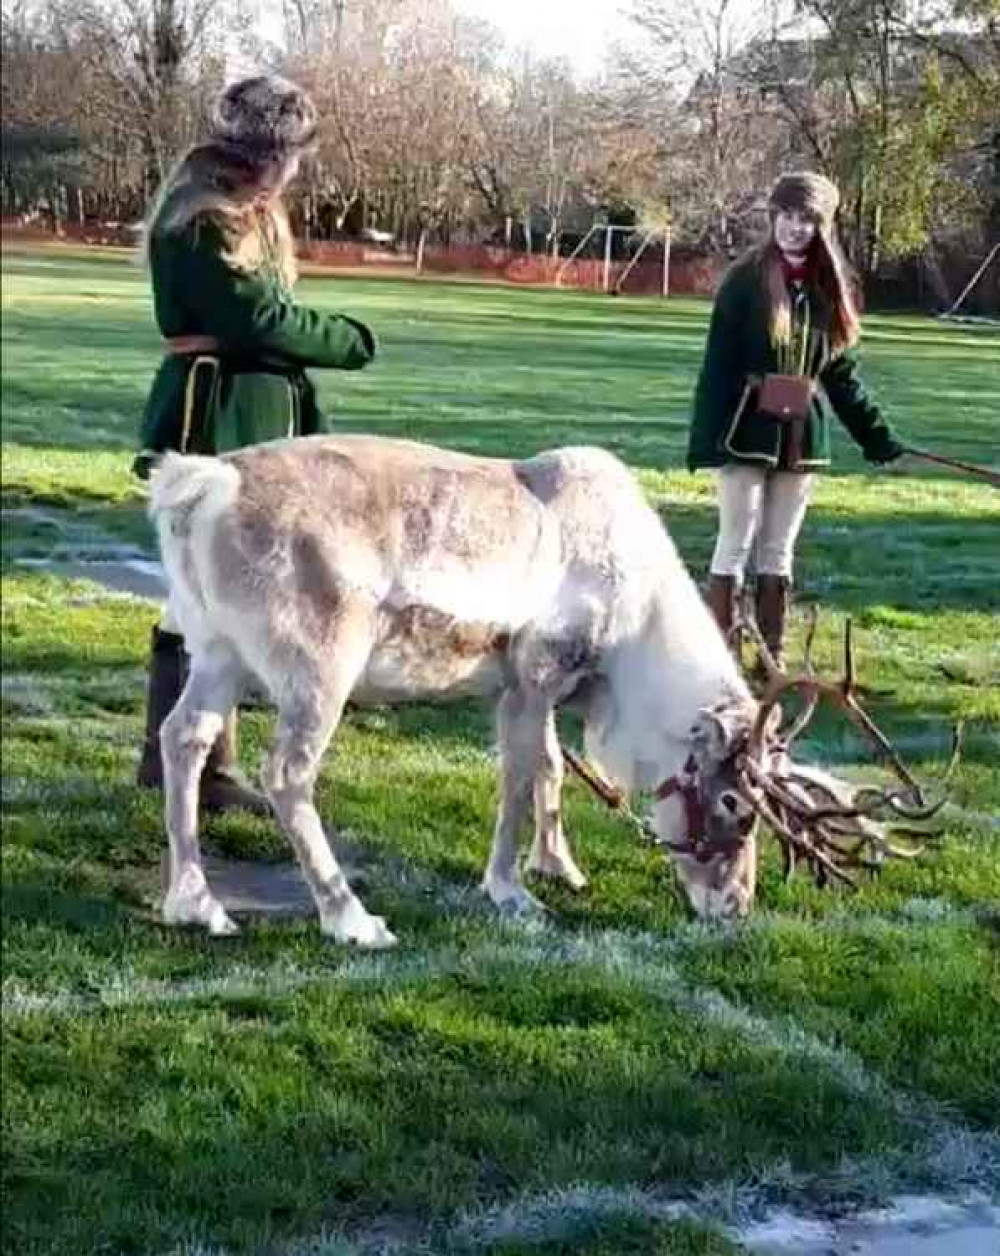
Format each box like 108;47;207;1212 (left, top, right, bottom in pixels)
781;254;811;285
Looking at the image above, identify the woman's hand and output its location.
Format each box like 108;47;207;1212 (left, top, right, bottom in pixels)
863;431;906;465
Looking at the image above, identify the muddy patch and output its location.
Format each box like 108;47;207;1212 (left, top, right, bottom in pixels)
152;850;369;919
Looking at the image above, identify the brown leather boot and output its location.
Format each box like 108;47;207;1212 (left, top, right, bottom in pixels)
755;574;790;669
200;709;270;815
705;573;739;638
137;627;268;815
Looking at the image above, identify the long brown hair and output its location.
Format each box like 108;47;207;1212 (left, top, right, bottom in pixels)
141;142;297;289
757;227;860;356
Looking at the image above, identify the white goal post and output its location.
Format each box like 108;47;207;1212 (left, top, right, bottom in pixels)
555;222;672;296
938;242;999;325
614;227;671;297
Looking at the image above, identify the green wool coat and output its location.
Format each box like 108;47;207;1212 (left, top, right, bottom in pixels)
687;256;899;471
137;213;375;476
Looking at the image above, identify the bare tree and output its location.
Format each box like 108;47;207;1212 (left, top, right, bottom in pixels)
44;0;239;198
615;0;789;248
4;0;993;281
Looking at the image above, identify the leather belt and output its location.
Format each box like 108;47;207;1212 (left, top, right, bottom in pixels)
163;335;221;356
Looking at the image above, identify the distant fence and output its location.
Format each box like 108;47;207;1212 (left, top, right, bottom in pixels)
298;239;727;296
0;219;727;297
3;218;995;312
2;217;138;247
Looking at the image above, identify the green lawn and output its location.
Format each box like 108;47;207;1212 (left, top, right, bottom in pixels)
2;245;998;1256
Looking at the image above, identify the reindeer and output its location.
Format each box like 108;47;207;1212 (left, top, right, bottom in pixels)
148;435;951;946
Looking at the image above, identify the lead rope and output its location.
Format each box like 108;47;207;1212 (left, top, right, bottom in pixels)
560;744;662;846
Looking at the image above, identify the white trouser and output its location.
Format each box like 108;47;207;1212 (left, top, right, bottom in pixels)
710;465;815;580
159;600;183;634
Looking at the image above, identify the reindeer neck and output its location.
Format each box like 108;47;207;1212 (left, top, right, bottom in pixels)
586;577;751;795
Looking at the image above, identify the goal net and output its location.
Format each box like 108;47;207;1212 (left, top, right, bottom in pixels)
938;242;1000;326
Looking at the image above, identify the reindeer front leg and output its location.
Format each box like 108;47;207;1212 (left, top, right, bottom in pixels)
264;713;395;949
526;709;588;891
482;687;551;914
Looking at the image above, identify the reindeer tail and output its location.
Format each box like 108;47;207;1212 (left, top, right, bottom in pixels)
148;452;241;610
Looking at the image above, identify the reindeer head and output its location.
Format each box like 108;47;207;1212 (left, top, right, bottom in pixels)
656;614;960;920
653;698;763;921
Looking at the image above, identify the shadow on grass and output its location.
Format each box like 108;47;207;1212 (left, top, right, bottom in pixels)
1;880;130;933
1;634;145;673
2;499;153;563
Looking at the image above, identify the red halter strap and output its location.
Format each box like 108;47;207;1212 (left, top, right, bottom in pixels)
560;744;747;862
653;755;746;862
654;755;707;854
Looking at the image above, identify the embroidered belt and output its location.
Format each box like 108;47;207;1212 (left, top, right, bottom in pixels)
163;335;221;356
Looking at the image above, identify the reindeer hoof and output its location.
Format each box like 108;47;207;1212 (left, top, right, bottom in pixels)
483;880;549;917
322;898;398;949
163;888;239;937
208;907;241;936
353;916;398;950
526;852;589;892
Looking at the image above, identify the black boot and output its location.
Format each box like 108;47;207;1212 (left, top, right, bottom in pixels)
137;627;185;789
200;708;270;815
705;573;741;645
755;574;790;669
137;627;268;815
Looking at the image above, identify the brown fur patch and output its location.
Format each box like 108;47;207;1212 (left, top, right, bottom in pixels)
292;531;342;625
380;604;509;660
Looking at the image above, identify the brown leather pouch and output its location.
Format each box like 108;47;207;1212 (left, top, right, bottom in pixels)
758;373;814;421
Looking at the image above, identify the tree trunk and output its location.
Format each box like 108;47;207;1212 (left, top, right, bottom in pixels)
416;225;428;272
67;184;85;227
302;191;314;244
47;186;63;235
988;125;1000;247
868;196;882;279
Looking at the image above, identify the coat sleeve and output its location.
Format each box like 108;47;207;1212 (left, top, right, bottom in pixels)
687;274;746;470
819;350;902;461
175;220;376;369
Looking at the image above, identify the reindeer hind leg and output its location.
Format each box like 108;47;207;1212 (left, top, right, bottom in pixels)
160;642;243;935
263;612;396;948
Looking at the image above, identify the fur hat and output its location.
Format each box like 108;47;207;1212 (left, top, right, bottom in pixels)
211;75;317;159
769;172;840;233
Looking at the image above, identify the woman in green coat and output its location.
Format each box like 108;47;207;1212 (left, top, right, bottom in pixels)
136;74;376;812
688;172;905;665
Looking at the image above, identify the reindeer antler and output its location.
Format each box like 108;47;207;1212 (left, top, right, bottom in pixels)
736;615;962;889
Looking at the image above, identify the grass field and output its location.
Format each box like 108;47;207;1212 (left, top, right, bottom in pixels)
2;245;998;1256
